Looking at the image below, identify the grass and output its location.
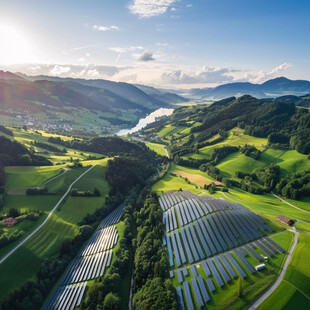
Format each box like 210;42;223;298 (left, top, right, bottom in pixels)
4;165;64;188
258;280;310;310
145;142;168;157
0;163;109;304
284;234;310;296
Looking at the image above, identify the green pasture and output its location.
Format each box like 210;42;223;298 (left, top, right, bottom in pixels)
145;142;168;157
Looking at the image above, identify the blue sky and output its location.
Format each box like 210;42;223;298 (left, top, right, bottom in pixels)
0;0;309;88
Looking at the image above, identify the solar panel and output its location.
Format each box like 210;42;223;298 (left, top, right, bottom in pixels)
176;286;186;310
244;244;263;262
191;278;204;307
177;269;183;283
181;227;194;264
202;260;211;277
197;276;210;302
183;281;195;310
265;237;285;253
206;278;216;292
225;252;247;278
213;257;231;282
206;258;224;287
190;265;198;278
233;249;255;274
219;254;237;278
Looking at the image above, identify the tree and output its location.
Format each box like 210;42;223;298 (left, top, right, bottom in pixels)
103;293;120;310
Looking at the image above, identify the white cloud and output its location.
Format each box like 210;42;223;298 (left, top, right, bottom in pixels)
186;4;192;8
109;46;144;53
137;51;155;61
49;65;71;75
93;25;119;31
161;67;235;84
241;62;294;83
129;0;178;18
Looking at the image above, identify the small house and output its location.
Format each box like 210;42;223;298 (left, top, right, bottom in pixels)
277;215;294;226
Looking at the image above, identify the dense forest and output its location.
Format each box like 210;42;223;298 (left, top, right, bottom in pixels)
0;136;52;167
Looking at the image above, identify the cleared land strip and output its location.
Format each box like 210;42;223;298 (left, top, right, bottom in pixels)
0;165;95;265
272;193;310;215
41;167;70;186
248;227;299;309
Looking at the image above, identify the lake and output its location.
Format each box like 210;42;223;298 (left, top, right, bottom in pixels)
117;107;174;136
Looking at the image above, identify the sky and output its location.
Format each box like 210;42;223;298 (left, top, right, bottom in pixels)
0;0;309;89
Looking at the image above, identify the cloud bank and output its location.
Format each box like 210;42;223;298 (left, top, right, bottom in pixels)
129;0;177;18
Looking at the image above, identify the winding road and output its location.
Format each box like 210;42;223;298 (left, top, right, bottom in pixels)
248;227;299;309
0;165;95;265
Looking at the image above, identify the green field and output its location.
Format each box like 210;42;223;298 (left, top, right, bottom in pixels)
0;164;109;303
145;142;168;157
4;165;64;189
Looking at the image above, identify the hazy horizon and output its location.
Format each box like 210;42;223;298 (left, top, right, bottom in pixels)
1;0;310;89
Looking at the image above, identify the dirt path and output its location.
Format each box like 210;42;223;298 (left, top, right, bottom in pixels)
272;193;310;215
0;165;95;265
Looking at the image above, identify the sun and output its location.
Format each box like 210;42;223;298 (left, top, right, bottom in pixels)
0;23;39;65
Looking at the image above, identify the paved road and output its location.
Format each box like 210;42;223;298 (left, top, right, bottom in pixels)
273;193;310;215
248;227;299;309
41;167;70;187
0;165;95;265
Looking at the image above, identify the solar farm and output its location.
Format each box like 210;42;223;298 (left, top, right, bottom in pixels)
44;203;125;310
159;191;287;310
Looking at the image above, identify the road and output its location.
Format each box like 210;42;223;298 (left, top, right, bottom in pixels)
273;193;310;215
41;167;70;187
0;165;95;265
248;227;299;309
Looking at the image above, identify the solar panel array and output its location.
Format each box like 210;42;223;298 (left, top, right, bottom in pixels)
162;191;274;268
161;192;287;308
44;203;125;310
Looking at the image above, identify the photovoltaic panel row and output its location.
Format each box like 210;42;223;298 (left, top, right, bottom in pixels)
261;239;278;255
191;277;204;308
79;226;117;257
254;240;274;257
206;258;224;287
219;254;237;278
183;281;195;310
213;256;231;282
176;286;186;310
225;252;247;278
197;276;210;302
245;244;263;262
98;203;124;229
44;281;87;310
62;250;112;285
206;278;216;292
265;237;285;253
233;249;255;274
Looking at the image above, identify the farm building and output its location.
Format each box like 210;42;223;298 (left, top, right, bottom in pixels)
277;215;294;226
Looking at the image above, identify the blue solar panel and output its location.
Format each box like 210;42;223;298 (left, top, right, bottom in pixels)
183;281;195;310
181;227;194;263
202;217;222;253
244;244;263;262
213;256;231;282
206;258;224;287
190;265;198;278
176;286;186;310
206;278;216;292
197;276;210;302
219;254;237;278
202;260;211;277
265;237;285;253
225;253;247;278
197;219;216;255
177;269;183;283
194;221;211;257
185;226;199;261
208;215;228;251
191;278;204;307
189;224;205;259
233;250;255;274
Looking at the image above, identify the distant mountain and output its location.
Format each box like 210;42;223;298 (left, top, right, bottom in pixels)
0;70;24;81
134;84;188;104
20;74;172;111
190;77;310;100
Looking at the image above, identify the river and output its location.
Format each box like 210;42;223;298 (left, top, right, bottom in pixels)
117;107;174;136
